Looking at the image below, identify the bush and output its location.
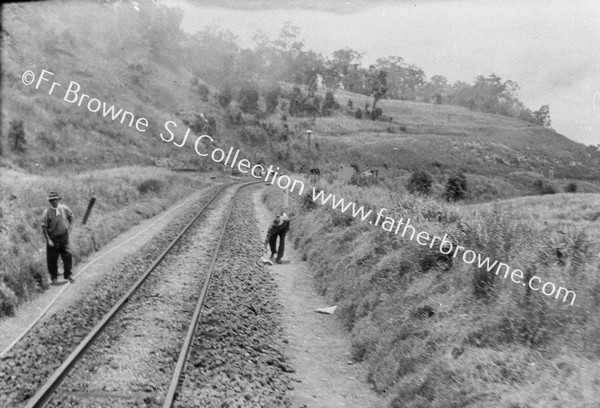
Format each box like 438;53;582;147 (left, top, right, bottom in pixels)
287;86;321;117
197;83;209;101
565;182;578;193
137;178;163;194
406;170;433;195
541;185;556;195
0;283;18;317
238;84;260;113
443;173;467;201
225;107;244;126
321;91;339;116
265;86;280;114
533;179;556;195
354;108;363;119
181;113;215;136
302;190;319;211
370;107;383;120
8;119;26;153
218;83;233;108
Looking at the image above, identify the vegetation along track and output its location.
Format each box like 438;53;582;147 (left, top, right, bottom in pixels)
1;181;293;408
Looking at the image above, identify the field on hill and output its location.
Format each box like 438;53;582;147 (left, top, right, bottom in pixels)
284;89;600;203
464;193;600;237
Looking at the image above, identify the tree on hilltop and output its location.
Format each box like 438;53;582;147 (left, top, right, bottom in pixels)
533;105;552;128
375;56;425;101
368;67;388;120
324;48;366;92
421;74;449;103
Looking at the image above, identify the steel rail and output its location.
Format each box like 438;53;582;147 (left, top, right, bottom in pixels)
162;181;256;408
23;182;237;408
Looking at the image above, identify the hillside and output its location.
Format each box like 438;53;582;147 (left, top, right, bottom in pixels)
1;2;222;173
284;89;600;201
3;2;599;195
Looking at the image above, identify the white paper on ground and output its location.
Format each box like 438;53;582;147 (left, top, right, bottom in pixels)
261;252;273;265
315;305;337;314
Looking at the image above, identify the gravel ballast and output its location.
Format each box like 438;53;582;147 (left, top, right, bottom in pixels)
45;185;237;408
173;184;294;408
0;183;227;408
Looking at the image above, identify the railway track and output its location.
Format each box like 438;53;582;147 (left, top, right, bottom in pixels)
1;181;293;408
26;181;242;408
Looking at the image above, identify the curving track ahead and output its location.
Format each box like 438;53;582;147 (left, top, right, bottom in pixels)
1;182;294;408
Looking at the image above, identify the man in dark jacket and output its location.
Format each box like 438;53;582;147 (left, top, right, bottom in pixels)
41;191;75;284
265;213;290;264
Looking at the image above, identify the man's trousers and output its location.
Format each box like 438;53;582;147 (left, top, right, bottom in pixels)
47;233;73;280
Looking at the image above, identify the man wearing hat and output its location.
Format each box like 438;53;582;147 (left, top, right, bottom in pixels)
41;192;75;284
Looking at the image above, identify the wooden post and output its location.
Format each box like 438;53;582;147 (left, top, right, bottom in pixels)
283;189;289;207
82;196;96;225
305;129;312;169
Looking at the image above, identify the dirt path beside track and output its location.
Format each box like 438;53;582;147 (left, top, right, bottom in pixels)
253;188;387;408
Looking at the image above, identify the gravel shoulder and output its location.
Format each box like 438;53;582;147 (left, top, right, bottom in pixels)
253;187;387;408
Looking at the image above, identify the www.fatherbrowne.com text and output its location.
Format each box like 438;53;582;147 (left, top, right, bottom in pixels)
309;189;576;306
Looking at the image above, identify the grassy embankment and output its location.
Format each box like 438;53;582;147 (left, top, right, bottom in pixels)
262;177;600;407
0;166;217;318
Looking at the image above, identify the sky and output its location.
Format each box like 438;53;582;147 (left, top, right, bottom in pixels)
162;0;600;147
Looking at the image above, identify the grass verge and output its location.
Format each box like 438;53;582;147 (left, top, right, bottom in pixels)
262;178;600;407
0;166;214;318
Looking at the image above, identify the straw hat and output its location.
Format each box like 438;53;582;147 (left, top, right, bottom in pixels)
47;191;61;201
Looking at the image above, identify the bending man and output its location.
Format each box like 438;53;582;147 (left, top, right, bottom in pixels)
265;213;290;264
